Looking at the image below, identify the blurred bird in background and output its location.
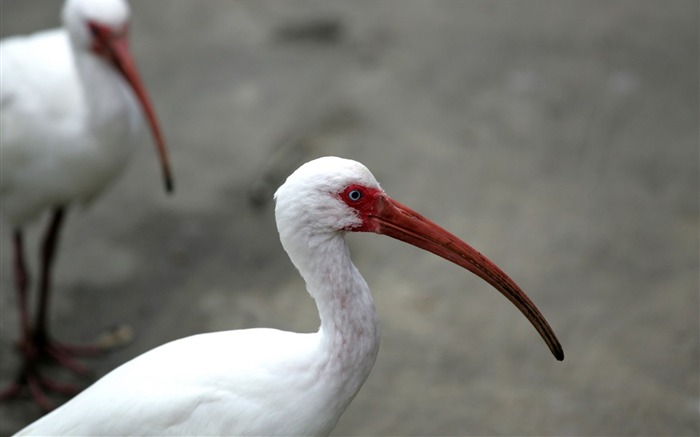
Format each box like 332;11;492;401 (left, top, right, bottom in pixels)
0;0;173;410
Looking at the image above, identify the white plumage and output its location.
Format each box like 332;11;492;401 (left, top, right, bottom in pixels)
15;157;562;436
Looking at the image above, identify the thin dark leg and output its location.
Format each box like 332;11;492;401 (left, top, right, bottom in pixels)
34;207;114;363
34;207;65;340
12;230;31;349
0;230;32;402
2;208;129;410
1;217;79;410
32;207;95;372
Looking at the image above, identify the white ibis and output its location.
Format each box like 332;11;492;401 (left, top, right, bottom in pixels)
0;0;173;409
14;157;563;436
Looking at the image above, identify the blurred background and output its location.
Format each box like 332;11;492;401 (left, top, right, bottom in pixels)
0;0;697;435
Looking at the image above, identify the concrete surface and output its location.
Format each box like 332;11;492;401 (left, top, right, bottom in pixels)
0;0;698;435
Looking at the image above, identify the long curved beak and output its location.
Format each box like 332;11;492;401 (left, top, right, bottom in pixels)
368;194;564;361
96;26;174;193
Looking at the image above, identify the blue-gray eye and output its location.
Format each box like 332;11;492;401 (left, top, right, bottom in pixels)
348;190;362;201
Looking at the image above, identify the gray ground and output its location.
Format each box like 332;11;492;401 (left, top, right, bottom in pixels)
0;0;698;435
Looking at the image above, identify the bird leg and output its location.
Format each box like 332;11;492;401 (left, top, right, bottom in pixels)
32;208;119;370
0;226;81;411
12;230;32;357
30;208;96;371
14;208;84;372
33;207;66;349
31;208;133;358
2;208;134;410
0;232;34;401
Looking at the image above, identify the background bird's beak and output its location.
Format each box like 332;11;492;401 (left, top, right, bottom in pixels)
92;23;174;193
368;194;564;361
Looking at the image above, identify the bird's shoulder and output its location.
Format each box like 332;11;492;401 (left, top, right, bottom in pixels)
1;28;79;116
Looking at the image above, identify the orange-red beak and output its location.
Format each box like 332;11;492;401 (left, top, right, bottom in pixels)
366;194;564;361
90;22;174;193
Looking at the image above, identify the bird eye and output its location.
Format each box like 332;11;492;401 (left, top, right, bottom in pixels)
348;189;362;202
88;22;99;36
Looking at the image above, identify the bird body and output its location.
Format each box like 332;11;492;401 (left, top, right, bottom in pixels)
15;157;561;436
18;326;375;436
1;5;145;226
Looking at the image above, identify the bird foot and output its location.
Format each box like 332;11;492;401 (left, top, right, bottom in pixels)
0;366;82;411
0;325;134;410
0;337;89;410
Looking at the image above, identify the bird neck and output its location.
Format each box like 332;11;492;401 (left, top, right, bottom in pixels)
288;232;381;403
72;48;141;138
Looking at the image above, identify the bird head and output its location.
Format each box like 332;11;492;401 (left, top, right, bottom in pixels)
63;0;131;53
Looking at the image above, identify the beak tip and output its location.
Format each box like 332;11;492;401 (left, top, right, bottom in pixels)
553;347;565;362
164;173;175;194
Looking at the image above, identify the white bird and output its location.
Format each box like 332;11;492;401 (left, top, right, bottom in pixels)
15;157;563;436
0;0;173;409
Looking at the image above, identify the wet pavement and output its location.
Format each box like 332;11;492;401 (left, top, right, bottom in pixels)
1;0;698;435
